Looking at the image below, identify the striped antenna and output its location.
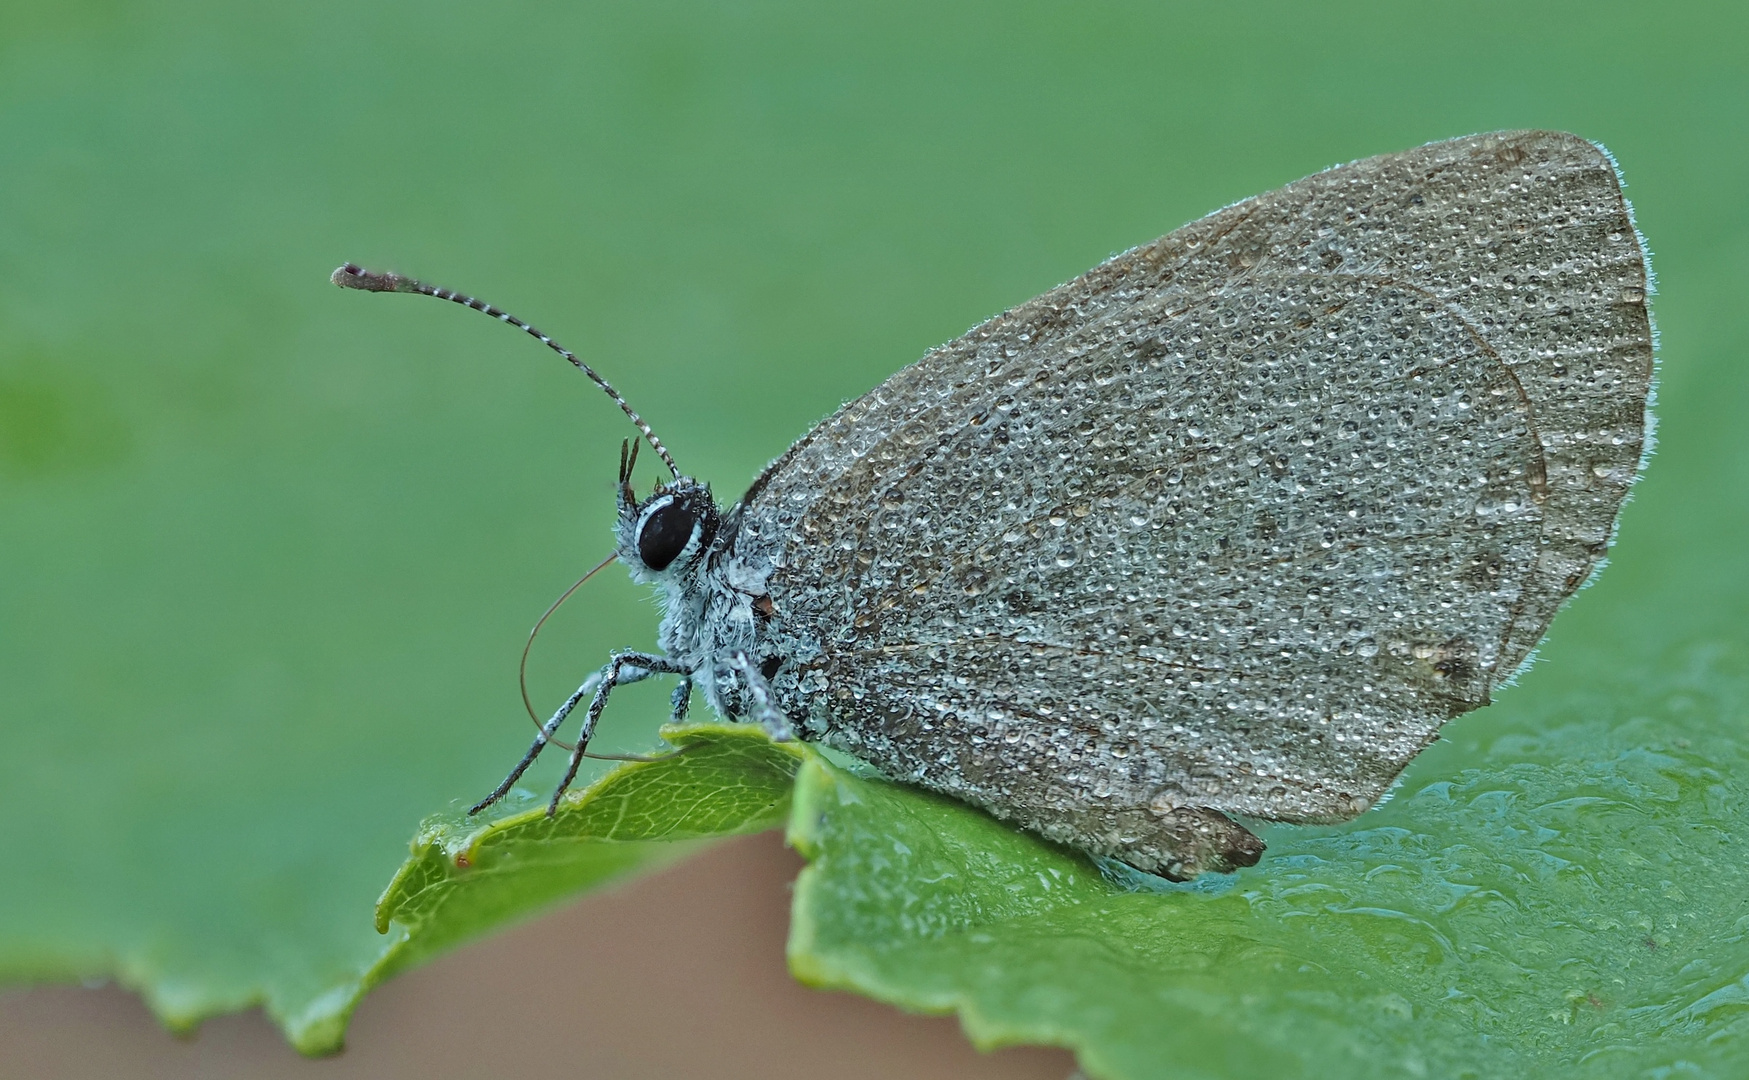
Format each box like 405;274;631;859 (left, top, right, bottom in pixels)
332;262;679;478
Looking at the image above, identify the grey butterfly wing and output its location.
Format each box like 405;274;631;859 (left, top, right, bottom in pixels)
739;130;1653;877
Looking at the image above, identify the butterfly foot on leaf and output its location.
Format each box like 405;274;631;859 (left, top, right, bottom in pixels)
727;650;797;742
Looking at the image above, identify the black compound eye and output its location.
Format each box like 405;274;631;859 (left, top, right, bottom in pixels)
637;499;697;572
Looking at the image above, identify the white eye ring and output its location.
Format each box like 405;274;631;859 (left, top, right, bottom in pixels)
635;495;676;534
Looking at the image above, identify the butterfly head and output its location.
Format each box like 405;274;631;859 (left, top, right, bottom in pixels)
615;439;718;580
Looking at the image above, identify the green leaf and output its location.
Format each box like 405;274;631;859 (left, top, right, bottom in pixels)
291;724;801;1054
785;646;1749;1078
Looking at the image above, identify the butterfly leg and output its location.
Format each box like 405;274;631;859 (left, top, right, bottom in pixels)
469;670;604;815
547;651;691;816
574;665;696;763
728;651;794;742
581;675;696;763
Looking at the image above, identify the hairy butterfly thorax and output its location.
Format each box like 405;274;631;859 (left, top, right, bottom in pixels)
608;442;780;724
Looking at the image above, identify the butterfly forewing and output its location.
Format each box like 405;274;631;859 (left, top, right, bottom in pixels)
737;130;1652;877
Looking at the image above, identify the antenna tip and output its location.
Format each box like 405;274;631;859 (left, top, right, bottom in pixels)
331;263;413;293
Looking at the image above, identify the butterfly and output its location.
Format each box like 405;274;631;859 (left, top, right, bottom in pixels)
336;129;1654;880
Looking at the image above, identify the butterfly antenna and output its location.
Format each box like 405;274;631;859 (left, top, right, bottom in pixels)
332;262;679;478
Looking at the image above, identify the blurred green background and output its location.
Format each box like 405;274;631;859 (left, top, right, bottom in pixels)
2;0;1744;1070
